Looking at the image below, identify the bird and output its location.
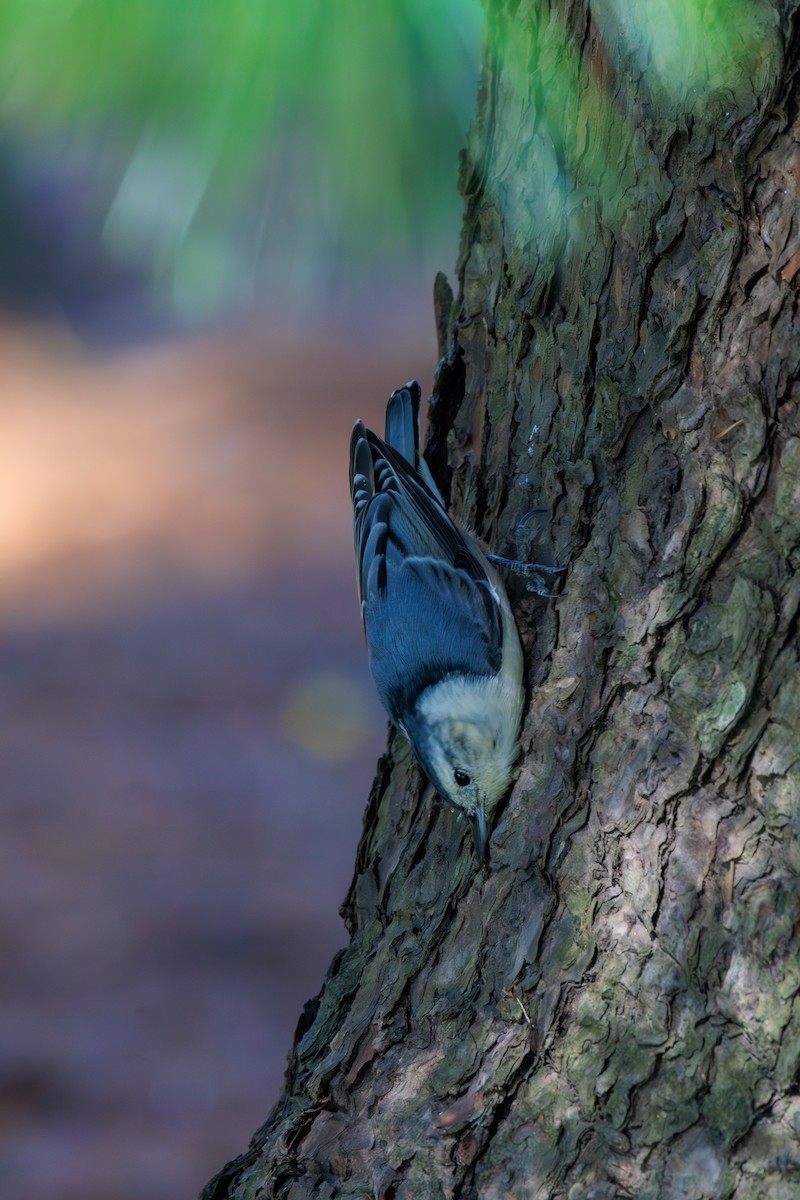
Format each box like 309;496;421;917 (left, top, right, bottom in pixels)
349;380;524;863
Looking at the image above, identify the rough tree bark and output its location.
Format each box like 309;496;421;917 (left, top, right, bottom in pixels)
204;2;800;1196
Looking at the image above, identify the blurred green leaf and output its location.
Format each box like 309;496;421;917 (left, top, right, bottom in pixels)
0;1;482;316
482;0;777;266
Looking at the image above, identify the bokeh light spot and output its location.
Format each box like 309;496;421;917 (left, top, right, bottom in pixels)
282;671;374;762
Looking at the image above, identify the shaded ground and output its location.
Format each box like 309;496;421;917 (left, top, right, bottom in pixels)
0;318;434;1199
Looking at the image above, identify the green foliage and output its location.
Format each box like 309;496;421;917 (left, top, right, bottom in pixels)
605;0;772;100
0;1;482;315
482;0;776;261
0;1;775;319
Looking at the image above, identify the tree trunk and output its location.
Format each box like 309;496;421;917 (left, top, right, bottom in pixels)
204;2;800;1196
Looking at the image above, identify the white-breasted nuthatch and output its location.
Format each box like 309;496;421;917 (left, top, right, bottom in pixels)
350;381;524;863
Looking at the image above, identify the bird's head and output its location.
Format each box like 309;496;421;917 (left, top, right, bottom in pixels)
407;674;522;863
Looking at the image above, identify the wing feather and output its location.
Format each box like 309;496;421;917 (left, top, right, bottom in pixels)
349;404;502;723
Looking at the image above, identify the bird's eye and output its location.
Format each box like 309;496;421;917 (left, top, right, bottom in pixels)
454;769;471;787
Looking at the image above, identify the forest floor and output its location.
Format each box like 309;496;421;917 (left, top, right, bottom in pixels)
0;317;433;1200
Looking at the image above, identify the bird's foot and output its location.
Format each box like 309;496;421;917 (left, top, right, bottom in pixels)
487;509;565;597
486;555;566;597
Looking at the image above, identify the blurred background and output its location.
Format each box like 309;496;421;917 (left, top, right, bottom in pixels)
0;4;481;1198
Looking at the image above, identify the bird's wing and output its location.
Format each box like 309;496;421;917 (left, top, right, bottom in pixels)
350;419;503;721
365;553;503;720
352;420;481;562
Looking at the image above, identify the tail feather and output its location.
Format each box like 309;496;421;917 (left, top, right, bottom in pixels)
349;422;374;494
384;381;421;465
384;380;445;508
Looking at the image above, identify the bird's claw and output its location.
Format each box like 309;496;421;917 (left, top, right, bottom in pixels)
485;555;566;598
486;509;565;597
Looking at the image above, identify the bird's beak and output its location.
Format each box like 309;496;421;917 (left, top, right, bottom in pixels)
468;804;489;864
